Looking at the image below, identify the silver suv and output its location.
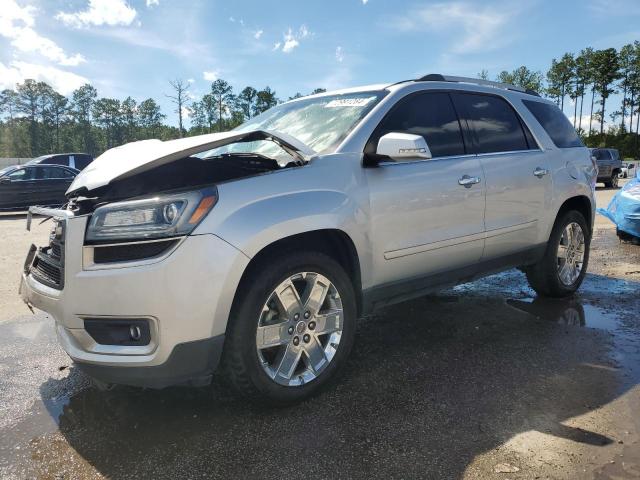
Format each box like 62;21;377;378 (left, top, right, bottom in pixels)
20;74;597;404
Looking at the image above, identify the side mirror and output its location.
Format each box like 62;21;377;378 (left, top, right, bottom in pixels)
376;132;432;162
0;177;10;185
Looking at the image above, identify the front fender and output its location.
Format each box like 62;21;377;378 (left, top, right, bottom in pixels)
204;189;367;259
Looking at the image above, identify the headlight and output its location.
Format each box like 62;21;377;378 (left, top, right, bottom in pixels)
86;187;218;242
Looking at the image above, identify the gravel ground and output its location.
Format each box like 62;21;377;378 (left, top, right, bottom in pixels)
0;183;639;479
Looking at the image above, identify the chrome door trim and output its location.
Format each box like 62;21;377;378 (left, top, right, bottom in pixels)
475;149;543;158
377;153;477;167
384;220;537;260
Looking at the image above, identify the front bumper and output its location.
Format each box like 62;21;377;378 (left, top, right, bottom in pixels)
20;213;249;388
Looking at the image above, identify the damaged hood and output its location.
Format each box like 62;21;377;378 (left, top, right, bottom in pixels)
67;129;315;195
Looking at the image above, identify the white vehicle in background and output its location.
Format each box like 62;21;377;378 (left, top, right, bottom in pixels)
620;162;636;178
20;74;597;404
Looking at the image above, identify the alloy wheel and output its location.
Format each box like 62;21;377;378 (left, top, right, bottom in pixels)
256;272;344;387
556;222;586;286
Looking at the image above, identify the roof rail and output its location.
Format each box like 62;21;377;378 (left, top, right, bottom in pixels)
416;74;541;97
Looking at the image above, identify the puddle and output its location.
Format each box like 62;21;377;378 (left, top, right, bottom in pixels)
507;297;619;331
508;295;640;385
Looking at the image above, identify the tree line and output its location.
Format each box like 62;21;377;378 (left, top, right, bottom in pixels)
1;41;639;159
480;41;640;158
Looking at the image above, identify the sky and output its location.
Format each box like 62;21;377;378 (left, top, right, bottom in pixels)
1;0;640;127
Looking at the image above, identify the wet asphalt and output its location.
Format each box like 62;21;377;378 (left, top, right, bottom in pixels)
1;202;640;479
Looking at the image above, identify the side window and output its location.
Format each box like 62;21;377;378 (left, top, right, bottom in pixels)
522;100;583;148
368;92;466;158
75;156;92;169
42;156;66;166
452;93;529;154
40;166;73;179
594;149;611;160
8;168;36;180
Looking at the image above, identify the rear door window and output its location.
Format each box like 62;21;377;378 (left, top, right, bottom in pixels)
39;166;74;179
44;155;69;166
75;155;92;169
368;91;466;158
452;93;530;154
523;100;583;148
592;149;611;160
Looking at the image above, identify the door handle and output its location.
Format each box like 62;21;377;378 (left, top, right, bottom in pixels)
458;175;481;187
533;167;549;178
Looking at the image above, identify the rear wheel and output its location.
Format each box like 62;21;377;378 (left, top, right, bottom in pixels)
222;251;356;404
604;173;619;188
525;210;590;297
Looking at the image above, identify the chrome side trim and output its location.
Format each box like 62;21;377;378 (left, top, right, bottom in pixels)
475;149;543;158
377;153;477;167
384;220;537;260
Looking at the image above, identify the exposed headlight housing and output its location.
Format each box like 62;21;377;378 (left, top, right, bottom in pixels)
86;187;218;242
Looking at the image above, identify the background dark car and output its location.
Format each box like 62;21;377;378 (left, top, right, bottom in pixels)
590;148;623;188
0;164;78;211
26;153;94;171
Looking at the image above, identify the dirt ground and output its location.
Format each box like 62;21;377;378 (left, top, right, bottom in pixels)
0;182;639;479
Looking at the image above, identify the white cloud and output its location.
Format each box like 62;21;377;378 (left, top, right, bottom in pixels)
0;0;85;66
390;2;522;53
362;0;369;4
146;0;159;7
56;0;137;28
187;78;195;84
275;25;311;53
11;27;85;66
282;29;299;53
203;70;218;81
0;61;89;95
335;46;344;62
254;29;263;39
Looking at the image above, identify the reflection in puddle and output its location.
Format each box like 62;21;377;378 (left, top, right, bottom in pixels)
507;297;619;331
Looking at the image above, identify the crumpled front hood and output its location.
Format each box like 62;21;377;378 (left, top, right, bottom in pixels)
67;129;315;196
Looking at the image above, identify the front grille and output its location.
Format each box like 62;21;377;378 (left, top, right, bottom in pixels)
32;255;62;287
29;218;65;290
51;243;62;259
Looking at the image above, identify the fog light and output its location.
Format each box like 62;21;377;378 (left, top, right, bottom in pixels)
84;318;151;346
129;325;142;341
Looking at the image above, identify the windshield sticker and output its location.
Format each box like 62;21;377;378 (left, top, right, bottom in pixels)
325;97;376;108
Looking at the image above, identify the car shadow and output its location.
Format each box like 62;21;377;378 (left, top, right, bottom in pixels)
28;271;640;479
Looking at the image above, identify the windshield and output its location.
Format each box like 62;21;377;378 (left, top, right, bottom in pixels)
198;90;387;162
0;166;15;177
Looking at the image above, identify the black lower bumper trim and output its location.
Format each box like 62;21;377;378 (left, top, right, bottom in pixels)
75;335;225;389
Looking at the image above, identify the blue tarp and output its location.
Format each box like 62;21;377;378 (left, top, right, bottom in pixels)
597;170;640;239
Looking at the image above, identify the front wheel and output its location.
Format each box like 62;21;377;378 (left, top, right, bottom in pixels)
222;251;356;404
525;210;590;297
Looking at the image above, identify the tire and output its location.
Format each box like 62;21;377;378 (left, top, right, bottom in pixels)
221;251;357;405
606;173;619;189
525;210;590;298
